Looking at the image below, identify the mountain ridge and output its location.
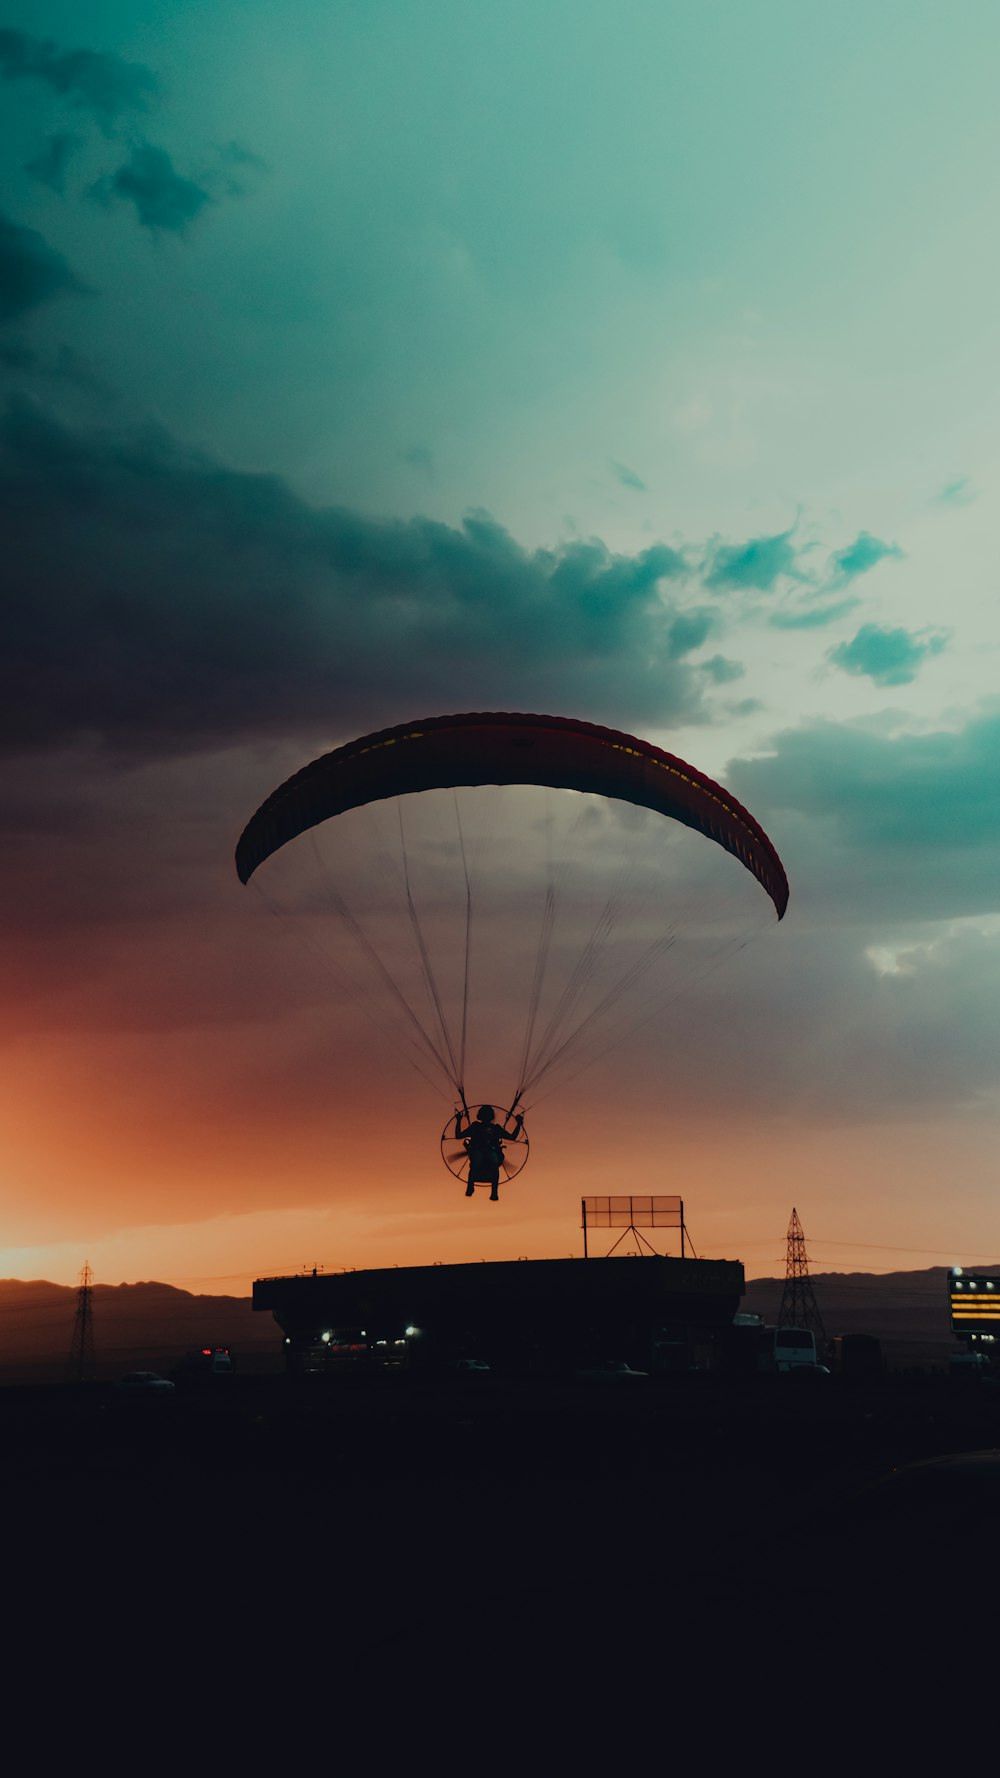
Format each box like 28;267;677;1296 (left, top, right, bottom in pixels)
0;1277;278;1381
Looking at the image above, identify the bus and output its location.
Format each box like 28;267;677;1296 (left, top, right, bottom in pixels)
761;1326;818;1372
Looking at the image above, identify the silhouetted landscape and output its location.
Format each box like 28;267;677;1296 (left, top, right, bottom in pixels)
0;1279;279;1381
6;1311;997;1717
743;1264;976;1367
0;1265;976;1382
5;1257;993;1737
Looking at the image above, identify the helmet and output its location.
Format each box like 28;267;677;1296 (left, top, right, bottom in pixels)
476;1104;495;1122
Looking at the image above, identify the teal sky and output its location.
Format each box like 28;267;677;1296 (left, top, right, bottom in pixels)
1;2;999;1285
4;1;998;529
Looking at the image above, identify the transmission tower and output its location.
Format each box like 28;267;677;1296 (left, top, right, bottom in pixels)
67;1262;96;1382
776;1208;826;1343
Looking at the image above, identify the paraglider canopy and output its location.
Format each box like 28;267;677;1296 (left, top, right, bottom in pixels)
236;712;788;1154
235;711;788;919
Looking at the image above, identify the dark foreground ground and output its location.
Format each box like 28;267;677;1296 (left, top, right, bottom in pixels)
7;1369;995;1741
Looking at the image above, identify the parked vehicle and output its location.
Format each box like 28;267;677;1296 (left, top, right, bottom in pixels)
762;1327;818;1372
949;1350;997;1380
117;1371;175;1393
171;1346;235;1384
723;1318;821;1374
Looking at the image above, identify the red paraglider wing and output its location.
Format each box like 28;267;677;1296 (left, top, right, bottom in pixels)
235;712;788;918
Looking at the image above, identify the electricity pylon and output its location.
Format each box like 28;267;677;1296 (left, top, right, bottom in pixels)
67;1262;96;1382
776;1208;826;1344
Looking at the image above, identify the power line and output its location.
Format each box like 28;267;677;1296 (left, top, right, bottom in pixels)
808;1239;1000;1261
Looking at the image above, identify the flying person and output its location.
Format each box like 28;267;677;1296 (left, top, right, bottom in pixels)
454;1104;524;1202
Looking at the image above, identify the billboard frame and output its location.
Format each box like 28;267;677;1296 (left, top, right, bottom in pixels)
580;1195;694;1259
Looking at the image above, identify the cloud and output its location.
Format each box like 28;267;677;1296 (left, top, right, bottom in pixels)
699;912;1000;1119
666;609;714;657
860;924;1000;1106
769;597;860;631
24;130;82;193
701;654;744;685
829;623;947;687
0;338;103;390
214;141;269;199
0;399;718;760
935;478;976;508
705;526;806;592
95;142;212;233
727;709;1000;924
0;28;157;131
828;531;903;585
0;210;86;325
705;709;1000;1116
610;459;646;492
735;710;1000;851
2;33;260;229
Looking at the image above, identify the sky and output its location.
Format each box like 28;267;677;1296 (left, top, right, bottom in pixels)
1;0;999;1291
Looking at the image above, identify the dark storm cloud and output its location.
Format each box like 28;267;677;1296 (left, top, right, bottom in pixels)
95;142;212;233
0;337;102;390
705;526;806;592
0;400;716;760
0;28;157;130
829;623;947;687
710;710;1000;1117
24;129;82;192
2;32;256;231
728;710;1000;922
828;531;903;584
0;210;85;325
735;711;1000;850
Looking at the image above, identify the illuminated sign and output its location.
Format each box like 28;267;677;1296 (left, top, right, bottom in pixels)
949;1272;1000;1336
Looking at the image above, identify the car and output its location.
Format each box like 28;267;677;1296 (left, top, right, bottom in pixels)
949;1351;999;1381
452;1358;491;1373
171;1346;235;1383
574;1360;648;1381
116;1371;175;1393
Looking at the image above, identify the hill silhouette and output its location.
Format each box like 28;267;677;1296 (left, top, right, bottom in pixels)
0;1279;282;1382
744;1263;990;1365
